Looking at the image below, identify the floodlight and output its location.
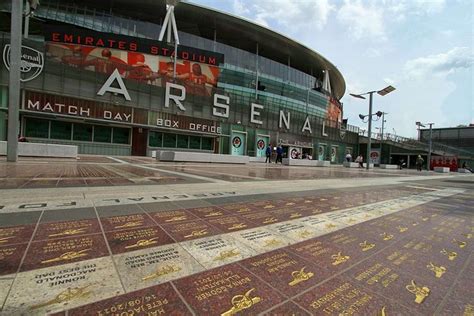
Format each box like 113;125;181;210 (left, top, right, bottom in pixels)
350;93;366;100
377;85;396;96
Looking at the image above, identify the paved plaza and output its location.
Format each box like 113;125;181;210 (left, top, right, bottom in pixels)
0;156;473;315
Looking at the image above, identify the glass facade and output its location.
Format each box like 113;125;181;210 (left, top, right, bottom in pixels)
149;131;214;151
24;118;130;145
0;1;359;160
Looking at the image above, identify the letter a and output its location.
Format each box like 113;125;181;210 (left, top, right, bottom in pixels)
97;69;131;101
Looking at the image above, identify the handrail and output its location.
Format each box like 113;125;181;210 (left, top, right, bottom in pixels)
359;131;474;158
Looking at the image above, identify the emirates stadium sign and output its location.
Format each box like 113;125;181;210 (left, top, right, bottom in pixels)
2;44;44;82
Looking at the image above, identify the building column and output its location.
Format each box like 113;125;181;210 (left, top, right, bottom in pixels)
407;155;410;169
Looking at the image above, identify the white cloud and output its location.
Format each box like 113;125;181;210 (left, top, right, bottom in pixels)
231;0;335;32
404;47;473;79
337;0;386;41
411;0;446;15
232;0;249;15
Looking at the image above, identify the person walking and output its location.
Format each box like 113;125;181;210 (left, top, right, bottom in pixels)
276;145;283;164
265;145;272;163
355;155;364;168
399;159;405;170
416;155;424;171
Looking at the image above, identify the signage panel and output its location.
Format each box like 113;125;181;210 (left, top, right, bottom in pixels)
230;131;246;156
369;148;381;164
148;112;221;135
23;91;132;122
255;135;269;157
43;25;224;65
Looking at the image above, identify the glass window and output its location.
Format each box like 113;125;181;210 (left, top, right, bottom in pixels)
189;136;201;149
94;126;112;143
73;123;93;141
201;137;213;150
177;134;189;148
25;118;49;138
163;133;176;148
50;121;72;140
113;127;130;144
149;131;163;147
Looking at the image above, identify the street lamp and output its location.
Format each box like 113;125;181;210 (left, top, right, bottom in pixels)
351;85;396;170
416;121;434;171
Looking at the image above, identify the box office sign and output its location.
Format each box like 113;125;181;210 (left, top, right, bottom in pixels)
23;91;133;122
148;112;221;135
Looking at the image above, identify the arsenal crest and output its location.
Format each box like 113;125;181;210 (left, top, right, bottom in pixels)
339;126;346;139
3;44;44;82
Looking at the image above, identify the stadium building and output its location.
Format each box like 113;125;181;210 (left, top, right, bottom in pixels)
0;0;360;162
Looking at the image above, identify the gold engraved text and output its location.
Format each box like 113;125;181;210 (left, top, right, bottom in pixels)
48;228;87;237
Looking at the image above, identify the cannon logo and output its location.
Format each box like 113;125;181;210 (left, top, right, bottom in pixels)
3;44;44;82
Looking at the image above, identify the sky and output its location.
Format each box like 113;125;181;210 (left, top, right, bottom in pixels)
188;0;473;138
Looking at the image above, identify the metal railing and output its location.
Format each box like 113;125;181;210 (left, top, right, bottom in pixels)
359;130;474;158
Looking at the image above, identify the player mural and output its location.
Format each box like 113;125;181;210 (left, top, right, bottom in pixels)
45;43;220;97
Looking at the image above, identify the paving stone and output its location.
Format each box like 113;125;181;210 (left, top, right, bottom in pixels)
341;258;449;314
21;234;110;271
100;213;156;232
0;243;28;276
105;226;175;254
180;235;257;269
148;209;199;225
293;277;416;315
0;276;15;307
65;282;191;315
34;219;101;241
161;219;223;242
228;227;292;252
112;243;204;292
203;214;257;232
173;263;284;315
261;301;311;315
240;249;327;297
0;224;35;246
3;257;124;315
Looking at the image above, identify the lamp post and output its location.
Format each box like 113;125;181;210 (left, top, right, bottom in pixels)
416;122;434;171
379;112;387;163
7;0;23;162
351;86;395;169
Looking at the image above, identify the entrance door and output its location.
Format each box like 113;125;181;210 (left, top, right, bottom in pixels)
131;127;148;156
230;131;246;156
318;145;326;161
